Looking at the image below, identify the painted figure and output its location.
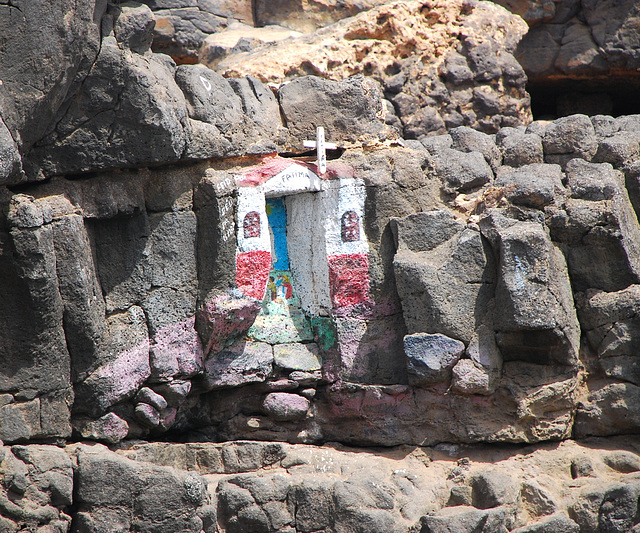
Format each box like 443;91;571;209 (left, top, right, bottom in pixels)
267;276;277;301
282;274;293;299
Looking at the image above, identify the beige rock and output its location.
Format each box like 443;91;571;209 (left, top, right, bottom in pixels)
212;0;531;137
111;437;640;531
198;22;303;69
254;0;391;33
214;0;466;84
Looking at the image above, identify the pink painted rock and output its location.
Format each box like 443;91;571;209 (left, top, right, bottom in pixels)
77;340;151;416
196;294;261;356
451;359;492;395
262;392;310;421
150;316;204;380
160;407;178;430
74;412;129;444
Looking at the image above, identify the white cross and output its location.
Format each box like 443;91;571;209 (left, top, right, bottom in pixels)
303;126;337;174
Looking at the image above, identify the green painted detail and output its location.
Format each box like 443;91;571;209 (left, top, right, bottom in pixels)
247;268;314;344
248;312;314;344
311;317;338;351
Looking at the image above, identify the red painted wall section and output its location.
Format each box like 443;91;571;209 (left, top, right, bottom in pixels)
327;254;370;308
236;156;357;187
236;250;272;300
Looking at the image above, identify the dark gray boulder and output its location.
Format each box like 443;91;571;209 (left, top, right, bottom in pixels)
480;212;580;367
51;213;106;382
176;64;244;129
74;444;208;532
404;333;465;386
494;163;564;209
404;333;464;385
496;128;544;168
471;470;519;510
0;0;106;174
278;75;391;148
113;2;157;54
550;159;640;292
28;32;189;176
542;115;597;168
576;285;640;387
450;126;502;172
393;211;495;344
0;118;23;186
431;148;494;194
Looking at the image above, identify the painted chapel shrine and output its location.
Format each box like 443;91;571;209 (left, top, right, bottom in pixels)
234;159;370;325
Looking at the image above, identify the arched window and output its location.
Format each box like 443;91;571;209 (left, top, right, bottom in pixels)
341;211;360;242
243;211;261;238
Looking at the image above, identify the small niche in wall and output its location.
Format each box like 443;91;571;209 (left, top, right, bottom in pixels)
341;211;360;242
243;211;261;238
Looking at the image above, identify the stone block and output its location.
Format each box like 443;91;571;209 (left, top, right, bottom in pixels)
542;115;597;167
73;412;130;444
494;163;564;209
278;75;388;148
196;293;261;356
497;129;543;167
203;340;273;390
150;316;204;380
74;307;150;417
262;393;310;421
471;470;519;509
432;148;494;193
273;343;322;373
404;333;465;386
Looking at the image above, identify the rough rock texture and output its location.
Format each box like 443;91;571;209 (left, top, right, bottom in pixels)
142;0;254;63
0;0;106;183
2;438;640;532
213;0;531;138
6;3;640;530
254;0;390;33
7;108;640;448
497;0;640;116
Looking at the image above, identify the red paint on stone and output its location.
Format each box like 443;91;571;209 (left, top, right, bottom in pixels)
327;254;370;308
243;211;261;238
235;155;351;187
341;211;360;242
236;250;272;300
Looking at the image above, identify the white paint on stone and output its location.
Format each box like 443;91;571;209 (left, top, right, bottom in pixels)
304;126;337;174
325;178;369;256
261;163;324;197
199;75;212;92
235;169;369;315
236;187;269;253
287;192;332;315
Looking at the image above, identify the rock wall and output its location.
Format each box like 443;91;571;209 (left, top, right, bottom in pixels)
4;1;640;532
494;0;640;116
2;437;640;532
5;73;640;449
210;0;532;139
